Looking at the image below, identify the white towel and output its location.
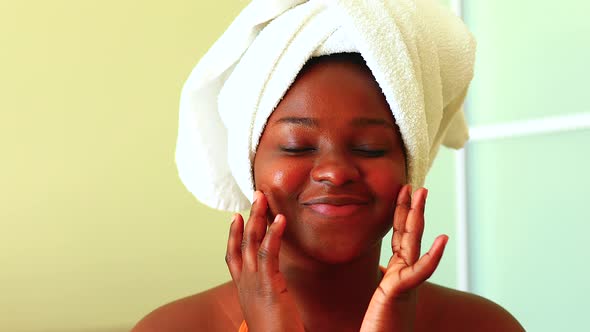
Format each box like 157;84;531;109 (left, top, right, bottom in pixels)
176;0;476;212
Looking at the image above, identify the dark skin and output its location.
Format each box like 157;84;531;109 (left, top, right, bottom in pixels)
133;58;525;332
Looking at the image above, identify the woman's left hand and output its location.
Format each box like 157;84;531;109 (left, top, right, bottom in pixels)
360;185;449;332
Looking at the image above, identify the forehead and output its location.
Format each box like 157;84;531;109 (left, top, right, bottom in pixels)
268;55;395;124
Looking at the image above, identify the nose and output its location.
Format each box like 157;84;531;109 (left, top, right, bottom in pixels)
310;150;361;186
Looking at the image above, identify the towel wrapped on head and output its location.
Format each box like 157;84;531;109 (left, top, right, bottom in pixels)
175;0;476;212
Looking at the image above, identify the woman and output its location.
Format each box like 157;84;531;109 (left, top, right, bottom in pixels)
135;1;525;331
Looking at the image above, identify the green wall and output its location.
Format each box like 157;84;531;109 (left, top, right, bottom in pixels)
464;0;590;126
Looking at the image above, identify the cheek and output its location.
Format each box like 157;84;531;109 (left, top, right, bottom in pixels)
256;162;302;189
255;160;310;213
365;162;406;204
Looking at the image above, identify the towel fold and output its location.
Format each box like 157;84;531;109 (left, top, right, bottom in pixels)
176;0;476;212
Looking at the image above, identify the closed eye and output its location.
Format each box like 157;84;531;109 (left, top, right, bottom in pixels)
352;148;387;157
280;146;316;154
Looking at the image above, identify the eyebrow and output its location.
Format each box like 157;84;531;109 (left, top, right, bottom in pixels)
275;117;319;127
274;116;395;129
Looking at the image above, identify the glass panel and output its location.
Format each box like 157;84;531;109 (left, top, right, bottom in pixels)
464;0;590;126
468;130;590;331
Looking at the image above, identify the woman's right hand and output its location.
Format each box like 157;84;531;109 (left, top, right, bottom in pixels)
226;190;305;332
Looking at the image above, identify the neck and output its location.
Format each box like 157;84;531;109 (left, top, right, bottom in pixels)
278;242;384;331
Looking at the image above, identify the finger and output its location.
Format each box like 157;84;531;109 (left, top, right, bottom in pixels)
226;213;244;282
399;188;427;265
258;214;287;276
392;184;412;255
399;234;448;290
242;190;269;272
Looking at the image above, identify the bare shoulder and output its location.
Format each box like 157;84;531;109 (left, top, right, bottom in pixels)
131;281;242;332
418;282;525;332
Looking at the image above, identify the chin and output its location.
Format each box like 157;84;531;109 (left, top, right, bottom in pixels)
293;234;383;265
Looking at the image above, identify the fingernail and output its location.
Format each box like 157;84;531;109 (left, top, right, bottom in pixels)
440;234;449;246
273;214;281;223
252;190;260;203
231;214;237;224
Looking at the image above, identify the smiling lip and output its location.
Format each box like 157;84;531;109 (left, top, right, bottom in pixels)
302;196;369;217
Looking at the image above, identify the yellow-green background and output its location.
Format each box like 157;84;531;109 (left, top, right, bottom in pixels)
2;1;588;331
2;1;241;331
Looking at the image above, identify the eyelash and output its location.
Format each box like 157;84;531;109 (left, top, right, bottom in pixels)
353;148;386;157
280;147;315;154
280;147;386;157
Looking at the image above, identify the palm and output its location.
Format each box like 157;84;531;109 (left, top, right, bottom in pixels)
226;191;305;332
381;186;447;297
360;186;447;332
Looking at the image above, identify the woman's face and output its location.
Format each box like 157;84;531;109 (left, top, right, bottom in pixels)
253;58;407;264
